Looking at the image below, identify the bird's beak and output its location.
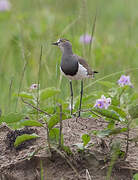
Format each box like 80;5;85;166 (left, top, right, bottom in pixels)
52;42;58;46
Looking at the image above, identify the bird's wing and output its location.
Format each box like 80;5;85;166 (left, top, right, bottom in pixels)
77;56;93;75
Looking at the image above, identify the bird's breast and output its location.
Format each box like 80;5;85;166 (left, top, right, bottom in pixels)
60;62;89;80
60;58;79;76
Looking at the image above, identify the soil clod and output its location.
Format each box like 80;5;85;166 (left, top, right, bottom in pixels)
5;127;37;150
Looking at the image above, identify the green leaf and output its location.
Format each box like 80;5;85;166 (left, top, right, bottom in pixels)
82;134;90;147
110;128;127;135
111;96;120;106
92;108;121;121
110;106;127;119
42;106;56;114
14;133;39;147
48;113;67;129
131;92;138;101
134;118;138;126
97;81;116;88
0;113;25;124
7;122;25;130
133;173;138;180
63;146;72;154
93;128;127;138
117;85;130;94
18;92;34;99
80;111;92;118
48;114;59;129
128;104;138;119
93;129;112;138
20;120;44;127
107;120;115;129
40;87;60;101
130;118;138;128
49;128;63;145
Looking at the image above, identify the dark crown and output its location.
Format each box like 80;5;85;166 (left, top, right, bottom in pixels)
59;38;69;42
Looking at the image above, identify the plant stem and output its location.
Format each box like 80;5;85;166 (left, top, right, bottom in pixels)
21;98;51;117
15;31;28;111
123;117;130;160
21;98;52;155
8;77;13;112
52;146;80;179
40;160;44;180
124;128;129;160
118;87;126;106
15;61;28;111
89;9;97;57
44;124;52;156
58;104;62;148
84;68;138;90
106;146;119;180
37;45;43;120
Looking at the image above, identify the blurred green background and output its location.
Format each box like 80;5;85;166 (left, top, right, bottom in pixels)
0;0;138;113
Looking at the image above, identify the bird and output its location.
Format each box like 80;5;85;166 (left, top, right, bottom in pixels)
52;38;98;117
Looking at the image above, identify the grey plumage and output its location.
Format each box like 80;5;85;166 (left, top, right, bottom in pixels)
61;54;78;76
52;38;98;116
52;38;98;79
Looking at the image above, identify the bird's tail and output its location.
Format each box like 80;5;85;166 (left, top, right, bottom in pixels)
92;71;98;78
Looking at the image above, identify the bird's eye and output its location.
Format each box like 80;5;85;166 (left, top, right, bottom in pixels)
57;39;69;43
60;39;68;43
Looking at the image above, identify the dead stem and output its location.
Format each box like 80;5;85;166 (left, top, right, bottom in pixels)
52;146;81;179
21;98;51;117
86;169;92;180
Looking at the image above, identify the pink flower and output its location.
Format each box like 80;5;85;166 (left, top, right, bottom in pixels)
94;95;111;109
118;75;133;87
79;33;92;44
0;0;11;11
30;84;39;90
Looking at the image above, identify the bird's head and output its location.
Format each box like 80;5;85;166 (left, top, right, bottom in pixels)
52;38;72;53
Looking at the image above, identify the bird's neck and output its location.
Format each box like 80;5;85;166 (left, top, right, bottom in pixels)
62;48;73;55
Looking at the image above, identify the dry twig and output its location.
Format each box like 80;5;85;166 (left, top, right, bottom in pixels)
21;98;51;117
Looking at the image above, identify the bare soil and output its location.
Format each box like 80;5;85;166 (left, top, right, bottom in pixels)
0;117;138;180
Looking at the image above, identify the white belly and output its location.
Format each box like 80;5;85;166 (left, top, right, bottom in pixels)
60;63;91;80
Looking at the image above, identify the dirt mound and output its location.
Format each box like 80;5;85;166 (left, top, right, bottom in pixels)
0;118;138;180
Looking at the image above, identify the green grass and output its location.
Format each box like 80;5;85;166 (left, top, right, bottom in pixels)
0;0;138;113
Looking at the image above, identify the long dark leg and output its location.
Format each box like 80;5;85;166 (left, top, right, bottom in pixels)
78;80;83;117
69;81;73;115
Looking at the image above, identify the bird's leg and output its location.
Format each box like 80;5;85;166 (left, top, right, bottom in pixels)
78;80;83;117
69;81;73;115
